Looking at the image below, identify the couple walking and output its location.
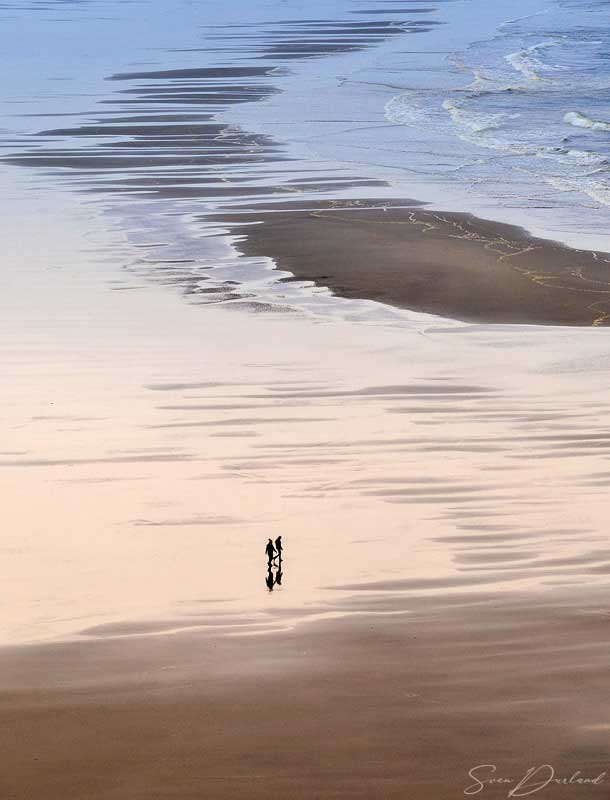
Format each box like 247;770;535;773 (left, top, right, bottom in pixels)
265;536;283;566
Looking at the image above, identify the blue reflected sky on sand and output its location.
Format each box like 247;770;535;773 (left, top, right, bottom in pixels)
3;0;610;251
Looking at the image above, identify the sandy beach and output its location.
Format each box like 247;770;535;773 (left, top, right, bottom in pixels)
4;222;610;795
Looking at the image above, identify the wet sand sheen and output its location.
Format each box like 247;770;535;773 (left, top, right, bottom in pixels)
3;593;610;799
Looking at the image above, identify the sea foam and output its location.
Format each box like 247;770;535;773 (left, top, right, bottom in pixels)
505;40;560;82
564;111;610;133
385;0;610;217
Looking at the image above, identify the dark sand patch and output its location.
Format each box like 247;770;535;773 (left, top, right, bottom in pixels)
434;533;542;545
130;515;244;528
455;550;537;564
243;383;490;398
230;202;610;325
146;416;333;429
0;453;198;467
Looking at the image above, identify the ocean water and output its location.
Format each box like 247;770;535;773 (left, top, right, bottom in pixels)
383;0;610;244
3;0;610;271
196;0;610;251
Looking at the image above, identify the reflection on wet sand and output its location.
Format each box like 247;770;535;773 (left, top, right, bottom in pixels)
1;1;451;315
6;351;610;641
3;8;419;201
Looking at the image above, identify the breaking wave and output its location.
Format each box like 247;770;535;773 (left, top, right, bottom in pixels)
385;0;610;210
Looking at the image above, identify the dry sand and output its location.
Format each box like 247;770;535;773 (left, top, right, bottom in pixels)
226;200;610;326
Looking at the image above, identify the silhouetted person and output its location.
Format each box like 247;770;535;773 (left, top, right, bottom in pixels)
266;567;275;591
265;538;276;567
274;535;283;561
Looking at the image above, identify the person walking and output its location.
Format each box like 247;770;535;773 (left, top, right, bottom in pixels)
274;535;283;560
265;538;276;567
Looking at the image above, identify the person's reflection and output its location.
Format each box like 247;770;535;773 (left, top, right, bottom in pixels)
266;567;275;591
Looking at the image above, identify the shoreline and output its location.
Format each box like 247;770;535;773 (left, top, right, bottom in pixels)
225;199;610;326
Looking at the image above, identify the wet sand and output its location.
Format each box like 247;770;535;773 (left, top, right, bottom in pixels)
229;201;610;326
4;592;610;799
5;177;610;799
